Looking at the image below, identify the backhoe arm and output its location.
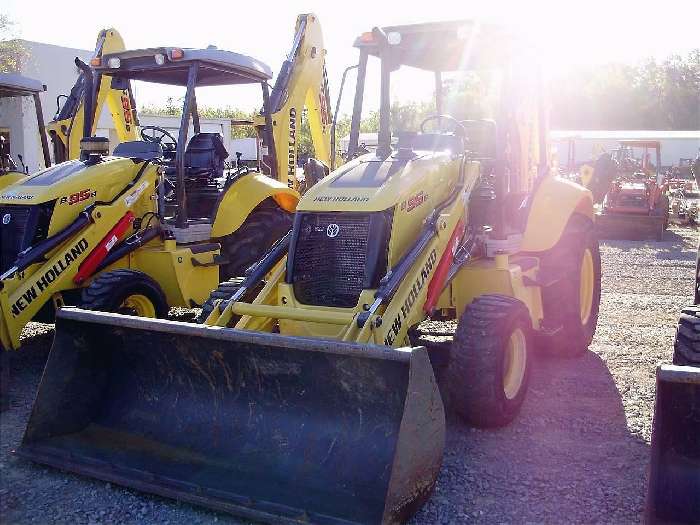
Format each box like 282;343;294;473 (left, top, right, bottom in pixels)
258;14;332;190
47;28;137;163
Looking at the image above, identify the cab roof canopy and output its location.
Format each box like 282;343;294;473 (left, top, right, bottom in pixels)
0;73;46;97
354;20;517;72
96;47;273;86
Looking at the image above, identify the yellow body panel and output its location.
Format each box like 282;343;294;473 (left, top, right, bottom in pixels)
299;153;469;213
520;176;594;252
0;158;152;235
128;244;219;307
451;258;543;328
0;173;26;191
210;173;299;238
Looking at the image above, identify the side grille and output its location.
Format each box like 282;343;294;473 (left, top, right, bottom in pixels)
290;212;391;308
0;203;53;274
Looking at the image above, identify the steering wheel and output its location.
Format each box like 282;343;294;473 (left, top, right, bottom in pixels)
140;126;177;149
420;114;466;138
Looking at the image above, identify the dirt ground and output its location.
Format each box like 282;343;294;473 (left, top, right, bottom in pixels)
0;226;697;524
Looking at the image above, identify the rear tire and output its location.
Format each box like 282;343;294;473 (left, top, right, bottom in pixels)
673;305;700;366
80;269;168;318
219;200;292;279
448;295;533;428
539;215;601;358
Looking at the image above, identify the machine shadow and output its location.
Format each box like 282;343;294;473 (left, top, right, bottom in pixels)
414;350;650;524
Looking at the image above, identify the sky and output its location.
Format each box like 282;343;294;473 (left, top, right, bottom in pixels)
4;0;699;116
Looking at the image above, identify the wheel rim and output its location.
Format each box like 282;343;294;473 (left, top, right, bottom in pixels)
119;294;156;318
579;248;595;326
503;328;527;400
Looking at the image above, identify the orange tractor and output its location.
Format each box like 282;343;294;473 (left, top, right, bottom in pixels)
596;140;669;240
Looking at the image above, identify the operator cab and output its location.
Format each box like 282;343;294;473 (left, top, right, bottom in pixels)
347;22;528;233
0;73;52;174
90;46;275;237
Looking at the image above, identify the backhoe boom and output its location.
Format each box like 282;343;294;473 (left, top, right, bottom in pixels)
47;28;137;163
258;14;332;190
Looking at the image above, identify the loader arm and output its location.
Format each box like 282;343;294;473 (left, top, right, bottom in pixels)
47;28;137;163
257;14;332;190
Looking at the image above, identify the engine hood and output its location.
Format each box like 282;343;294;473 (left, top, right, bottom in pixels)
0;157;141;206
300;151;457;213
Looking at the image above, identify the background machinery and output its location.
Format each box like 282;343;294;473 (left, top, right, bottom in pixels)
18;21;601;524
0;73;52;183
646;157;700;524
0;14;330;353
595;140;669;240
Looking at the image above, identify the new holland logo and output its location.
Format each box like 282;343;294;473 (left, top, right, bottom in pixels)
326;223;340;238
2;213;10;225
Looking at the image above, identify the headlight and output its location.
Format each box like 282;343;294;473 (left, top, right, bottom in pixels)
107;57;121;69
387;31;402;45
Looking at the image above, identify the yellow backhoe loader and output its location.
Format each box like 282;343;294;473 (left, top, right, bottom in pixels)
18;21;601;524
0;14;330;354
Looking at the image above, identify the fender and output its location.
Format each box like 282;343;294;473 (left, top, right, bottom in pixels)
211;173;299;238
520;176;594;252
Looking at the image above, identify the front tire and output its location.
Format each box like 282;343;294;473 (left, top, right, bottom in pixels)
219;200;292;279
539;215;601;357
80;269;168;318
448;295;533;428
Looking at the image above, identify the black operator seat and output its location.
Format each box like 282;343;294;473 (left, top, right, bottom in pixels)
184;133;229;180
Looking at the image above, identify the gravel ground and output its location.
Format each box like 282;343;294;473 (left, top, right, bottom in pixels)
1;226;697;524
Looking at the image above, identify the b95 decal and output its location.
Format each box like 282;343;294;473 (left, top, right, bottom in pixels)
60;189;96;206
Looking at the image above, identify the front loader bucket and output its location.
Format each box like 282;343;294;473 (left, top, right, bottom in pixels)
595;212;666;241
17;308;445;525
646;365;700;524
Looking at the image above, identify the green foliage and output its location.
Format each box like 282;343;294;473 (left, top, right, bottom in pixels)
550;50;700;130
139;99;257;138
0;14;27;73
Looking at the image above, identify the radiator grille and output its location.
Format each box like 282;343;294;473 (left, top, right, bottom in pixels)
292;213;374;308
0;205;34;274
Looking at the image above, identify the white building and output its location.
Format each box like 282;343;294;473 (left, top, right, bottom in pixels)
0;40;105;172
551;130;700;167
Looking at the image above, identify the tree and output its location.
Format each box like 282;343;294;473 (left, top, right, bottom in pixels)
139;102;258;139
549;50;700;130
0;14;27;73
